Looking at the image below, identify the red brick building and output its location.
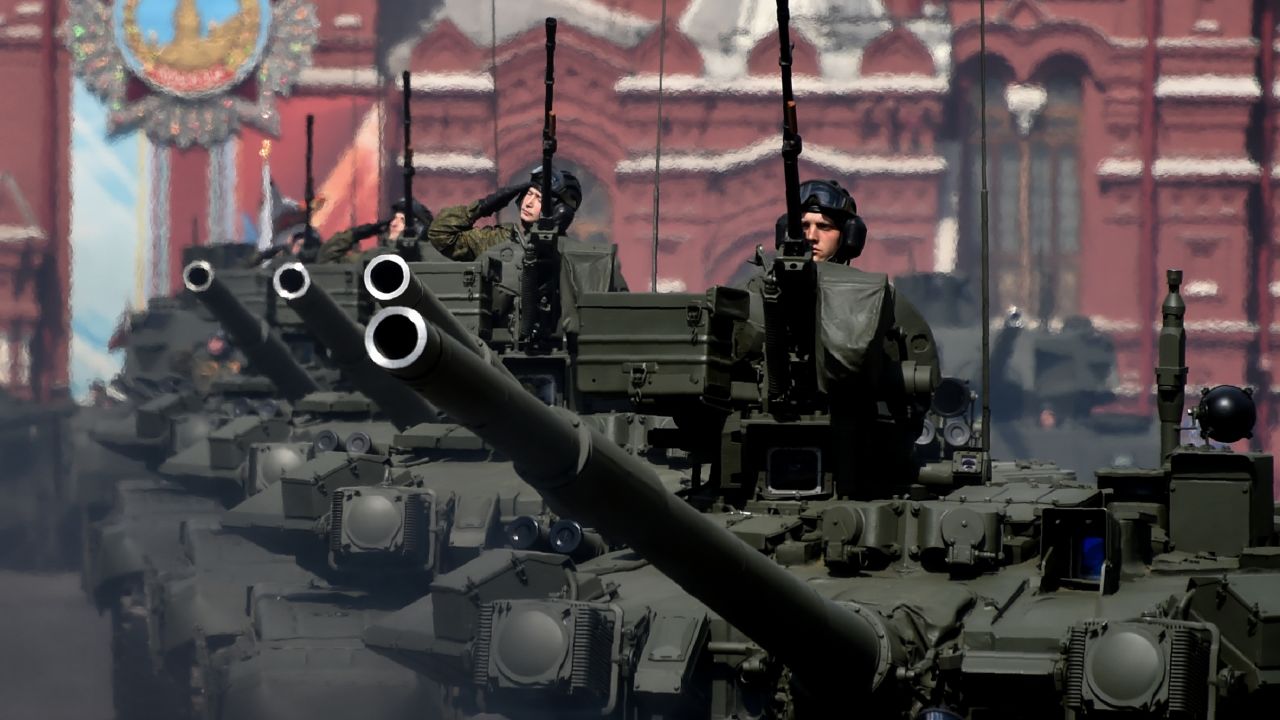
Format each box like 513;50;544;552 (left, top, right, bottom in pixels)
0;0;70;402
16;0;1280;452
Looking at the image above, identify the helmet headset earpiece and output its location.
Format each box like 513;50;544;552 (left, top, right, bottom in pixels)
774;179;867;262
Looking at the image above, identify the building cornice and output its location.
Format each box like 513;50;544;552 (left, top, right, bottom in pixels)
617;138;946;176
616;73;948;97
401;153;496;173
296;68;494;94
0;225;45;243
1156;74;1261;101
1098;157;1261;181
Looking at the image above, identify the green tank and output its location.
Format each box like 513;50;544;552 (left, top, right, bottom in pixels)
357;263;1278;719
140;252;632;720
893;271;1161;477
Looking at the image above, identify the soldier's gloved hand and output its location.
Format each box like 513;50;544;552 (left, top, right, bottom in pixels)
472;184;530;220
351;220;390;241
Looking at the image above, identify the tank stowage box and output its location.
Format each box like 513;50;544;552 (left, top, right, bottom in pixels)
407;259;498;337
1168;450;1274;556
574;287;749;414
270;262;364;327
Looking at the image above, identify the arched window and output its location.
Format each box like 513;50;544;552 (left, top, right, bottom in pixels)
959;65;1083;323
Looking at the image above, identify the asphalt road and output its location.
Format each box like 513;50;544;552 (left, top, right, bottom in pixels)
0;571;112;720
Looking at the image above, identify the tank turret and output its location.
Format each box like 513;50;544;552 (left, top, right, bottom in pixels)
364;305;905;701
183;259;318;401
272;261;438;429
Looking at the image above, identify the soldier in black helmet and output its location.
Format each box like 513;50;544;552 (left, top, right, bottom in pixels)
784;178;867;264
426;165;583;262
315;197;434;263
733;179;869;363
244;225;323;269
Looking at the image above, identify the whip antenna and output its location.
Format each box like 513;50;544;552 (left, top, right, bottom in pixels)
978;0;992;476
650;0;669;292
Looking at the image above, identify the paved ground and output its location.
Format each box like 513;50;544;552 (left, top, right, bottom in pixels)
0;571;112;720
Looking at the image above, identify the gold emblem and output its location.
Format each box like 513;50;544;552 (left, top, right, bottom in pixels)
119;0;269;97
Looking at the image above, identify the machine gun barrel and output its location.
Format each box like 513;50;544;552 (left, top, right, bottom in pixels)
400;70;417;239
363;254;519;385
538;18;557;223
303;114;317;250
519;17;561;348
364;306;900;698
777;0;803;241
182;260;319;401
273;262;438;428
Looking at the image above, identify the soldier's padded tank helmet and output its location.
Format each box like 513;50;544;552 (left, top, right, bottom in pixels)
525;165;583;233
391;197;434;229
776;179;868;262
291;225;322;246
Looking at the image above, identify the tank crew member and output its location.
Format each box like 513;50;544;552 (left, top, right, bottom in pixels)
733;179;870;365
244;226;322;269
789;179;867;264
426;165;582;262
315;197;434;264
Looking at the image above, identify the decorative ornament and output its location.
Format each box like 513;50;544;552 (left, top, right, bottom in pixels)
62;1;319;148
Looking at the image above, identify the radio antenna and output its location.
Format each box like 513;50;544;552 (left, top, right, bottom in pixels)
978;0;992;477
650;0;669;292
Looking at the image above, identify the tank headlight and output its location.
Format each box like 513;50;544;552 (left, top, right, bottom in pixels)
254;399;279;419
505;516;547;550
916;418;937;446
943;418;972;447
345;431;374;455
549;519;607;560
312;429;341;454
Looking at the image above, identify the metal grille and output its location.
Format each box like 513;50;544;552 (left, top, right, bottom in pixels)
329;493;344;552
403;494;425;555
473;603;496;686
568;606;614;699
1063;625;1087;710
1168;628;1210;716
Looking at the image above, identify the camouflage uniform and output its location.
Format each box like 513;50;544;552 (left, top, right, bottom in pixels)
318;199;431;263
242;245;297;269
316;227;369;264
427;201;526;261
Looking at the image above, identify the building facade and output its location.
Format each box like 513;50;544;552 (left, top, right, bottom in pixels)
16;1;1280;451
0;0;70;402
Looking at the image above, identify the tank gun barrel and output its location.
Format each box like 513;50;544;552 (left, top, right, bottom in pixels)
273;262;439;428
182;260;318;401
364;306;901;698
363;253;519;385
